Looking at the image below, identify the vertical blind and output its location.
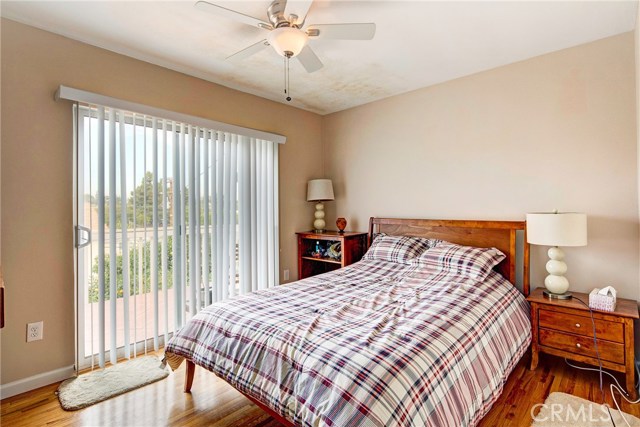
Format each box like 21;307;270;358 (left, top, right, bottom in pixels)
75;103;280;369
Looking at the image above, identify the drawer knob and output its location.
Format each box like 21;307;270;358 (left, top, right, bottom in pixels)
575;323;581;328
576;343;581;348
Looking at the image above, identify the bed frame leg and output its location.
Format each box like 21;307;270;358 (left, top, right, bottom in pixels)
184;360;195;393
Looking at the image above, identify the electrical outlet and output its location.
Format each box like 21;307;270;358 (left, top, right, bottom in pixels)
283;269;290;281
26;321;43;342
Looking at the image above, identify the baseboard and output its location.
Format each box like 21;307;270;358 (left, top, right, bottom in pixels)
1;365;75;399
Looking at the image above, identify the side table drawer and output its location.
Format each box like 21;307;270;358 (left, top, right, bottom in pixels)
539;328;625;364
539;309;623;343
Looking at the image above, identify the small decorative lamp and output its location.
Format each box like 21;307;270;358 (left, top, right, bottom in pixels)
526;212;587;300
307;179;334;232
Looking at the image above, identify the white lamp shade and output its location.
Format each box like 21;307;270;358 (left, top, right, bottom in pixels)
526;212;587;247
307;179;334;202
267;27;309;57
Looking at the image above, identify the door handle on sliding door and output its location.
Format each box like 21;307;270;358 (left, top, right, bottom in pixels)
75;225;92;248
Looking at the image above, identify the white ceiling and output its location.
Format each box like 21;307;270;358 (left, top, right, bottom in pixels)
1;1;637;115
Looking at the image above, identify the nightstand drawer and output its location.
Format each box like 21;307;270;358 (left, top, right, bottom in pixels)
539;309;624;343
539;328;625;364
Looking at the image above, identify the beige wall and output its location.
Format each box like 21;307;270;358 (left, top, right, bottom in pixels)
0;19;322;384
634;1;640;350
324;33;639;300
636;0;640;309
2;18;639;388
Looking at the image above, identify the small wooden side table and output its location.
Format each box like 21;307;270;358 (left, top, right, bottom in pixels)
296;231;367;280
527;288;639;399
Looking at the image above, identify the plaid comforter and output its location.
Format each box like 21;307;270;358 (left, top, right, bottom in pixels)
165;259;531;427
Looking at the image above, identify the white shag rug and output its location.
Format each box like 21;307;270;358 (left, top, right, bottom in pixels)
531;392;640;427
57;355;169;411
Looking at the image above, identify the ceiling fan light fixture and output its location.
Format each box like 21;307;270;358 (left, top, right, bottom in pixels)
267;27;308;57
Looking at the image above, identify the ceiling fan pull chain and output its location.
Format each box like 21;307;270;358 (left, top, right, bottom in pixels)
285;54;292;102
283;55;287;97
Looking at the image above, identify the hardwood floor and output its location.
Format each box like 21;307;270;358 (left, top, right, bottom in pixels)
479;353;640;426
2;353;639;426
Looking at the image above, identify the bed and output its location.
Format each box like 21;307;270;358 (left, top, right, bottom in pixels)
164;217;532;426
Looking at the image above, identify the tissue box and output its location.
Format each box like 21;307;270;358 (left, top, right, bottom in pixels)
589;288;617;312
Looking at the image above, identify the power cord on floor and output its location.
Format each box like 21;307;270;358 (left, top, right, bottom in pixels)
569;296;614;426
563;297;640;427
564;362;640;427
564;359;639;395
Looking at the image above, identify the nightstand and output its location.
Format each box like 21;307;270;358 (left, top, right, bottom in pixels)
527;288;639;399
296;231;368;280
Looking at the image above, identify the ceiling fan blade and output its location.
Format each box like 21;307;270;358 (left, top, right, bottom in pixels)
195;1;272;30
306;23;376;40
226;39;270;61
283;0;314;27
297;45;323;73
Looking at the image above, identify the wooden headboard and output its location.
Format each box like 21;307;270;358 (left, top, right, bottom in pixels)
368;217;530;296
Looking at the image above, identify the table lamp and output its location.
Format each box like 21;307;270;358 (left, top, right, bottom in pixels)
307;179;334;232
526;212;587;299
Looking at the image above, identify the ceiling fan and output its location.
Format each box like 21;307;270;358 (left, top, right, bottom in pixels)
194;0;376;75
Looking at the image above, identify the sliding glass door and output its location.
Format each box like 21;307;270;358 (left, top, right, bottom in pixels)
73;103;279;370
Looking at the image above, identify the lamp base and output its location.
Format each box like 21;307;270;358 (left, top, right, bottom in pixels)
543;289;573;300
313;202;326;231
